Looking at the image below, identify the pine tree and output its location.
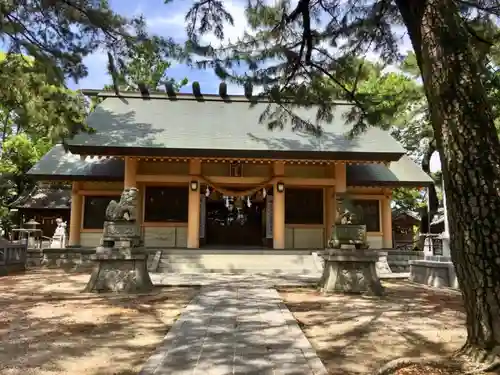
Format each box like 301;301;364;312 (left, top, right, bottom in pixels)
0;0;181;85
171;0;500;369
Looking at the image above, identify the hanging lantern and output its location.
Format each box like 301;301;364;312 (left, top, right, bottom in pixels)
235;197;244;209
247;196;252;207
262;188;267;198
254;190;262;201
205;186;210;197
209;189;220;200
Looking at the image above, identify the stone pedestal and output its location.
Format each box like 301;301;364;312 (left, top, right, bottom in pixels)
411;232;457;289
84;249;153;293
319;249;384;296
84;201;153;293
409;256;458;289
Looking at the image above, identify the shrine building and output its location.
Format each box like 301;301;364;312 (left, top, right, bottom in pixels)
27;89;433;250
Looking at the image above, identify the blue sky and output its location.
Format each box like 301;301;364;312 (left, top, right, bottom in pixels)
67;0;250;94
70;0;416;95
4;0;441;168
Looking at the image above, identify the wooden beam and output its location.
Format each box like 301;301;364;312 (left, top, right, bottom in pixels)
136;174;336;187
78;190;122;196
136;175;190;183
273;161;285;176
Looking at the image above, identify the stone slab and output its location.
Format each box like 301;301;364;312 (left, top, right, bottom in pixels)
139;287;328;375
149;272;408;288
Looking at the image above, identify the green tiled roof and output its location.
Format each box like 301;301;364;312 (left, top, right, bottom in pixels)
11;184;72;209
28;145;123;181
28;145;433;187
67;93;406;160
347;156;434;187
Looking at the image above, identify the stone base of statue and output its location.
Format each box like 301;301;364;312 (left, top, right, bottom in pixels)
84;217;153;293
319;249;384;296
84;249;153;293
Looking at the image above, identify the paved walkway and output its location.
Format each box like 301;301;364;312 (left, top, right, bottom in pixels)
150;271;409;288
139;286;328;375
150;272;320;287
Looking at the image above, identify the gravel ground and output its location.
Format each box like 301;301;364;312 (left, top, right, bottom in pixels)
279;281;467;375
0;270;198;375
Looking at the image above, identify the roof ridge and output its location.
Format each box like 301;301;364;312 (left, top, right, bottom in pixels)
80;88;352;105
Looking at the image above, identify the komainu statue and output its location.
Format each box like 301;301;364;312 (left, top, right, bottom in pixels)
105;188;138;222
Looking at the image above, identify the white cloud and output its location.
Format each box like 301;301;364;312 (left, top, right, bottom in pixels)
67;50;109;90
147;13;186;38
200;2;249;46
146;1;249;45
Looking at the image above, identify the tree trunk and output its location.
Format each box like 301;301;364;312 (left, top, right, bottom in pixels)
396;0;500;365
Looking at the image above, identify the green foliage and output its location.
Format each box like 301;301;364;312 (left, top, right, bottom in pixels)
90;36;188;111
392;188;425;213
0;52;88;233
104;29;189;92
0;0;130;84
167;1;499;245
1;1;184;88
0;53;88;144
168;0;499;139
0;1;186;234
0;134;51;176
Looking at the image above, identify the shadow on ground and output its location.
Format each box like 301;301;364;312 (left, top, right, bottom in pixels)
0;269;199;375
278;281;466;375
139;285;326;375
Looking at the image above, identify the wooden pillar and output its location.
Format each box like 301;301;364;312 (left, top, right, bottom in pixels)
137;182;144;236
124;157;138;188
324;163;336;245
124;156;140;235
273;161;285;249
324;187;334;245
335;162;346;193
68;181;82;246
187;159;201;248
381;193;393;248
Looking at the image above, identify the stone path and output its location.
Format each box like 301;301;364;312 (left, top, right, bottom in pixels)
139;286;328;375
150;272;320;288
150;271;408;288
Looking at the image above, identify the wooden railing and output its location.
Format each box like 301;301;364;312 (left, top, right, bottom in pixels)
0;242;27;275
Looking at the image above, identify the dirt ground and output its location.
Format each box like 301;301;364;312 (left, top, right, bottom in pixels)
0;270;198;375
279;281;467;375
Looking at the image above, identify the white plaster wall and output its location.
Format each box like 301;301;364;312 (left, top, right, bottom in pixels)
285;226;325;249
80;232;101;247
144;226;187;247
367;235;383;249
80;226;188;248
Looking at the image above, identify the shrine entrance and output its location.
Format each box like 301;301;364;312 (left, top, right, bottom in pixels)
203;187;270;248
